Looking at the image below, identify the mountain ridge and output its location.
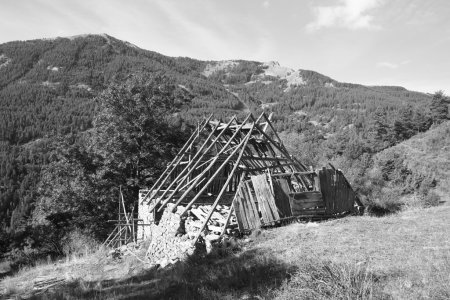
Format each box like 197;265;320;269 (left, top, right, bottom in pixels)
0;33;429;94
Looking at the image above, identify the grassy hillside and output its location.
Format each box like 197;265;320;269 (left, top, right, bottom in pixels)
357;121;450;212
2;204;449;299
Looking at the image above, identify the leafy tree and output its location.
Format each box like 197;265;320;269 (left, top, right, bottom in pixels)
88;74;190;193
31;74;191;246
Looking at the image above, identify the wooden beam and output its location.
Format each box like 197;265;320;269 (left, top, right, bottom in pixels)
152;117;238;212
167;116;254;214
178;129;254;216
259;112;272;139
220;205;235;237
251;114;304;169
259;115;311;187
271;171;316;177
220;172;245;236
241;156;290;162
140;115;211;204
241;163;295;172
192;127;253;244
152;120;223;207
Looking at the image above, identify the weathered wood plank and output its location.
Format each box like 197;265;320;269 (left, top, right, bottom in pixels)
340;172;348;212
271;171;316;177
345;174;355;211
339;172;345;212
330;169;337;214
263;172;280;220
280;178;294;216
314;174;320;191
290;191;323;201
251;174;279;223
290;192;324;215
293;201;324;210
240;185;255;229
294;207;327;214
239;189;251;230
319;168;332;215
256;192;270;225
233;192;245;232
272;179;292;217
335;171;342;213
251;175;274;223
245;182;261;229
329;170;336;214
342;173;351;212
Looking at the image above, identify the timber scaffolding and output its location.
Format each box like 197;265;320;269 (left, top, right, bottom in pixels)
139;113;364;244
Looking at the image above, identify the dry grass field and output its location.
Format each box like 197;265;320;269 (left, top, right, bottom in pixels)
1;202;449;299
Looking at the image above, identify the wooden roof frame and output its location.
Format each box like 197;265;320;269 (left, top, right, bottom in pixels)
140;112;316;244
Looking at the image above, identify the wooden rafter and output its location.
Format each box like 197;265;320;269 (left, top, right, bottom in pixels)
140;115;212;204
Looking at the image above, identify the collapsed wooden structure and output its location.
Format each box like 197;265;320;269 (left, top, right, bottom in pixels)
139;113;363;244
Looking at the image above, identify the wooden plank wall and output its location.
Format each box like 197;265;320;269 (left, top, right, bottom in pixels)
289;191;324;215
318;168;356;215
234;168;359;232
233;184;261;231
251;174;280;225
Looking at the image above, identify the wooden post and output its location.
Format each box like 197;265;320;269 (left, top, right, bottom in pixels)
220;205;235;237
120;187;129;224
314;171;320;191
220;172;246;236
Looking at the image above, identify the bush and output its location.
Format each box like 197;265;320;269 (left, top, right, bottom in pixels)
61;229;100;257
273;260;385;300
367;187;404;216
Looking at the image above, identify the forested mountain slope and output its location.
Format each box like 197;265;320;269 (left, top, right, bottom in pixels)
0;34;447;263
0;34;434;146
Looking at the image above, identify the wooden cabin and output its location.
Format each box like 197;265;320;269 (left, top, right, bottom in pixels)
139;113;363;243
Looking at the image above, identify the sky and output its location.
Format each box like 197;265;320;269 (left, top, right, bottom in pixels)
1;0;449;94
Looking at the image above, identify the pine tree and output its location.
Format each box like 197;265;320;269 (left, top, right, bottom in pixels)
368;107;392;152
393;105;415;141
430;91;449;124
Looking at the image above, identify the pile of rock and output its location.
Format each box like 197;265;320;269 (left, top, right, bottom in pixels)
144;203;239;267
109;203;239;268
185;204;238;237
144;204;195;267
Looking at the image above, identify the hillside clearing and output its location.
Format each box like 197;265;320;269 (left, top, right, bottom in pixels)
1;204;449;299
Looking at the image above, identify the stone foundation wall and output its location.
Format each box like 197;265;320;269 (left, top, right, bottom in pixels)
138;192;238;267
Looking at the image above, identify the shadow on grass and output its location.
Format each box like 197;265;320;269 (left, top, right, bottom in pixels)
28;247;297;300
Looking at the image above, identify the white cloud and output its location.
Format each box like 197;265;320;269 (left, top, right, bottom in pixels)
306;0;384;32
377;62;398;69
263;1;270;9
